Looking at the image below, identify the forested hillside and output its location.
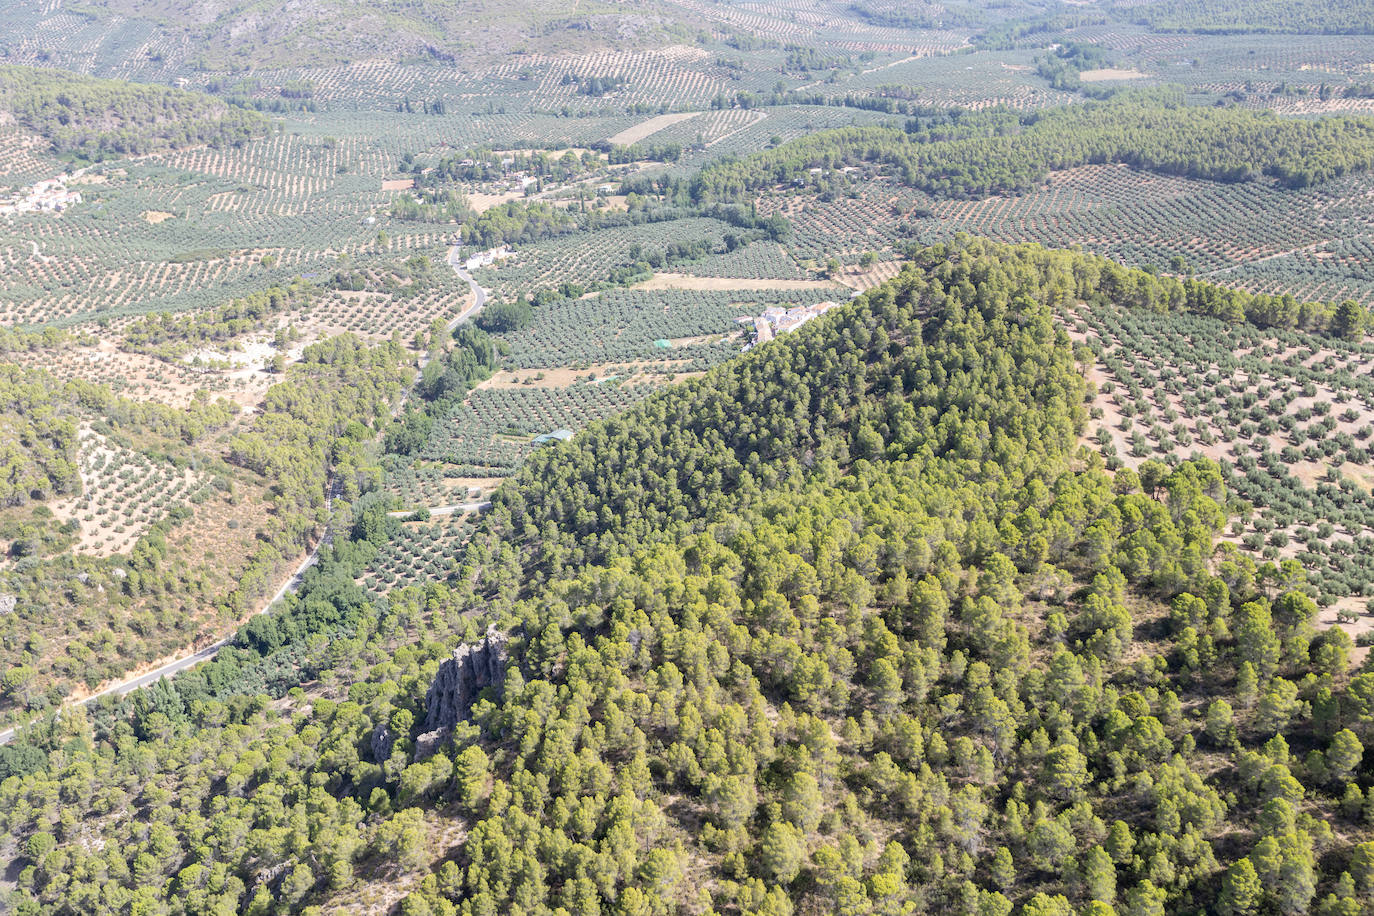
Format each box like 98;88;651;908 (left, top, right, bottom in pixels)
690;94;1374;203
4;240;1372;916
0;65;268;158
0;366;80;508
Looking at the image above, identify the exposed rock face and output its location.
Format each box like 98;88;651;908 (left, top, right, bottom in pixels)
423;625;509;733
370;724;393;763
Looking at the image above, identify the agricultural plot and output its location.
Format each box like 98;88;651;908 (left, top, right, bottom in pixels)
281;278;473;345
382;464;462;508
0;120;485;332
1071;303;1374;604
898;166;1374;305
668;0;970;55
1070;29;1374;97
478;216;734;297
361;516;476;597
0;124;61;187
383;464;504;510
768;181;932;262
425;382;657;465
384;377;665;507
663;105;898;180
498;285;836;368
669;240;810;279
838;48;1074;111
50;428;214;557
624;108;754;149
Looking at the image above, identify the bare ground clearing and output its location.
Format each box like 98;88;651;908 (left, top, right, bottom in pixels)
1079;68;1148;81
632;272;841;292
607;111;702;146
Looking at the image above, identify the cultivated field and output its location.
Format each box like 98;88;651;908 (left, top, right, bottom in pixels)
1072;304;1374;603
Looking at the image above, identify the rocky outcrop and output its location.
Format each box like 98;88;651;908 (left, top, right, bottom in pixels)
370;724;394;763
422;625;509;733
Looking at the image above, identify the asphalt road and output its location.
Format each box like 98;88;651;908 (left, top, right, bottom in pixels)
0;249;493;746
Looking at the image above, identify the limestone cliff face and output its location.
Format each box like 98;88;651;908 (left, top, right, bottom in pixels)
422;625;509;734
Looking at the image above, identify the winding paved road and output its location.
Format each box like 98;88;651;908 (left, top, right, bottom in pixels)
0;247;493;746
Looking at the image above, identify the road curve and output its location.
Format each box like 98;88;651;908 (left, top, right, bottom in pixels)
447;245;489;328
0;249;493;746
395;245;489;416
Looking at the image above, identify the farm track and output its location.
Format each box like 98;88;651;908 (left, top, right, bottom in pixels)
1195;240;1331;278
0;249;493;746
387;500;492;519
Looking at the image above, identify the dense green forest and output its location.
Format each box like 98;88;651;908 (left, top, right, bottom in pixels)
4;240;1373;916
0;65;268;158
0;366;80;508
690;94;1374;203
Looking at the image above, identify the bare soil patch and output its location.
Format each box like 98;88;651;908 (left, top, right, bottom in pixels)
444;476;505;495
478;361;688;389
838;260;904;292
633;273;840;293
607;111;702;147
1079;68;1148;82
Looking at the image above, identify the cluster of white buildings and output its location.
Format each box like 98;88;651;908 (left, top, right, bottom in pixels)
0;176;82;216
740;301;843;347
464;245;513;271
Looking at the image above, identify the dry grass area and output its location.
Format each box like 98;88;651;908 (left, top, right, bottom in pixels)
443;476;505;496
142;210;174;224
838;259;905;292
1079;68;1148;82
666;332;733;347
58;485;308;702
632;272;840;292
606;111;702;146
7;338;272;409
467;189;526;213
477;361;687;389
1316;596;1374;664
